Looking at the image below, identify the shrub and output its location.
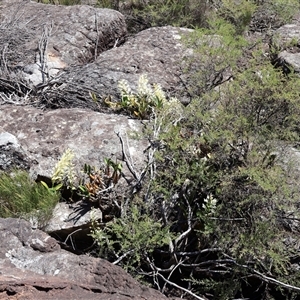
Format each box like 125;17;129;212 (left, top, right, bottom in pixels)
141;47;300;298
90;204;173;272
183;17;248;97
250;0;300;32
88;21;300;298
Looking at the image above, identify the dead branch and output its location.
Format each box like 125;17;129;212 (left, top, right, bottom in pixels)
156;272;206;300
38;22;53;84
252;269;300;293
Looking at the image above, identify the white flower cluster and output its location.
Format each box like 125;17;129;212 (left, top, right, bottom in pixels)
202;194;217;215
137;74;153;97
52;148;76;186
118;79;132;96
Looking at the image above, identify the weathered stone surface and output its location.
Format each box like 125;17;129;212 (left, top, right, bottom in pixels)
278;50;300;72
0;105;147;180
273;23;300;72
274;24;300;48
0;218;169;299
0;0;126;86
44;201;102;251
39;26;194;110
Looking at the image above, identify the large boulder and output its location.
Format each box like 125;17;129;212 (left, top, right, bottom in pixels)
0;1;198;111
0;217;169;300
272;22;300;72
0;0;127;86
0;104;147;180
39;26;194;110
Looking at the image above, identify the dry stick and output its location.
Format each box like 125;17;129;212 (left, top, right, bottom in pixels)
222;254;300;293
94;12;99;61
64;228;82;251
161;258;185;294
39;22;53;84
156;272;206;300
117;131;150;195
174;195;192;246
252;270;300;293
112;249;135;265
117;131;139;182
145;257;161;291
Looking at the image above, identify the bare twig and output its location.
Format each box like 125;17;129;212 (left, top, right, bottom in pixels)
252;270;300;293
64;228;82;251
38;22;53;84
162;258;185;294
94;12;99;61
156;272;206;300
174;195;192;247
112;249;135;265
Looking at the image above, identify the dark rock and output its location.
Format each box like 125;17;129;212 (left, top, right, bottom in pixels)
0;132;33;171
0;217;169;299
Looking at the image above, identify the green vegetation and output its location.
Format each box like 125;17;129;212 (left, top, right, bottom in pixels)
90;205;173;273
8;0;300;299
88;3;300;299
34;0;300;32
0;170;59;228
102;74;166;119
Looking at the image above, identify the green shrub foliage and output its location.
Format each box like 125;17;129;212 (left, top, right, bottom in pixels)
0;170;59;228
91;23;300;300
21;0;300;298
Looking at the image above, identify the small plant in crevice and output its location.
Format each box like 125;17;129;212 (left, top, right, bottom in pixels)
78;158;122;201
100;74;166;119
40;149;77;200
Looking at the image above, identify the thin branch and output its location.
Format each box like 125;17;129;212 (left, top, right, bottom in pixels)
156;272;206;300
64;228;82;250
174;195;192;247
117;131;139;182
156;248;223;256
162;258;185;294
94;12;99;61
112;249;135;265
252;270;300;293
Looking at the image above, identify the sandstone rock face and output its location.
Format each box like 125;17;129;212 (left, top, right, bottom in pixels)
273;23;300;72
41;26;194;110
0;1;196;110
44;201;103;251
0;104;147;179
0;1;126;86
0;218;168;300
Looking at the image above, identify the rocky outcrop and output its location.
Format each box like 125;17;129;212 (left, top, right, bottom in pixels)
0;218;169;300
272;23;300;72
40;26;194;110
0;105;147;179
0;0;126;85
0;1;196;110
